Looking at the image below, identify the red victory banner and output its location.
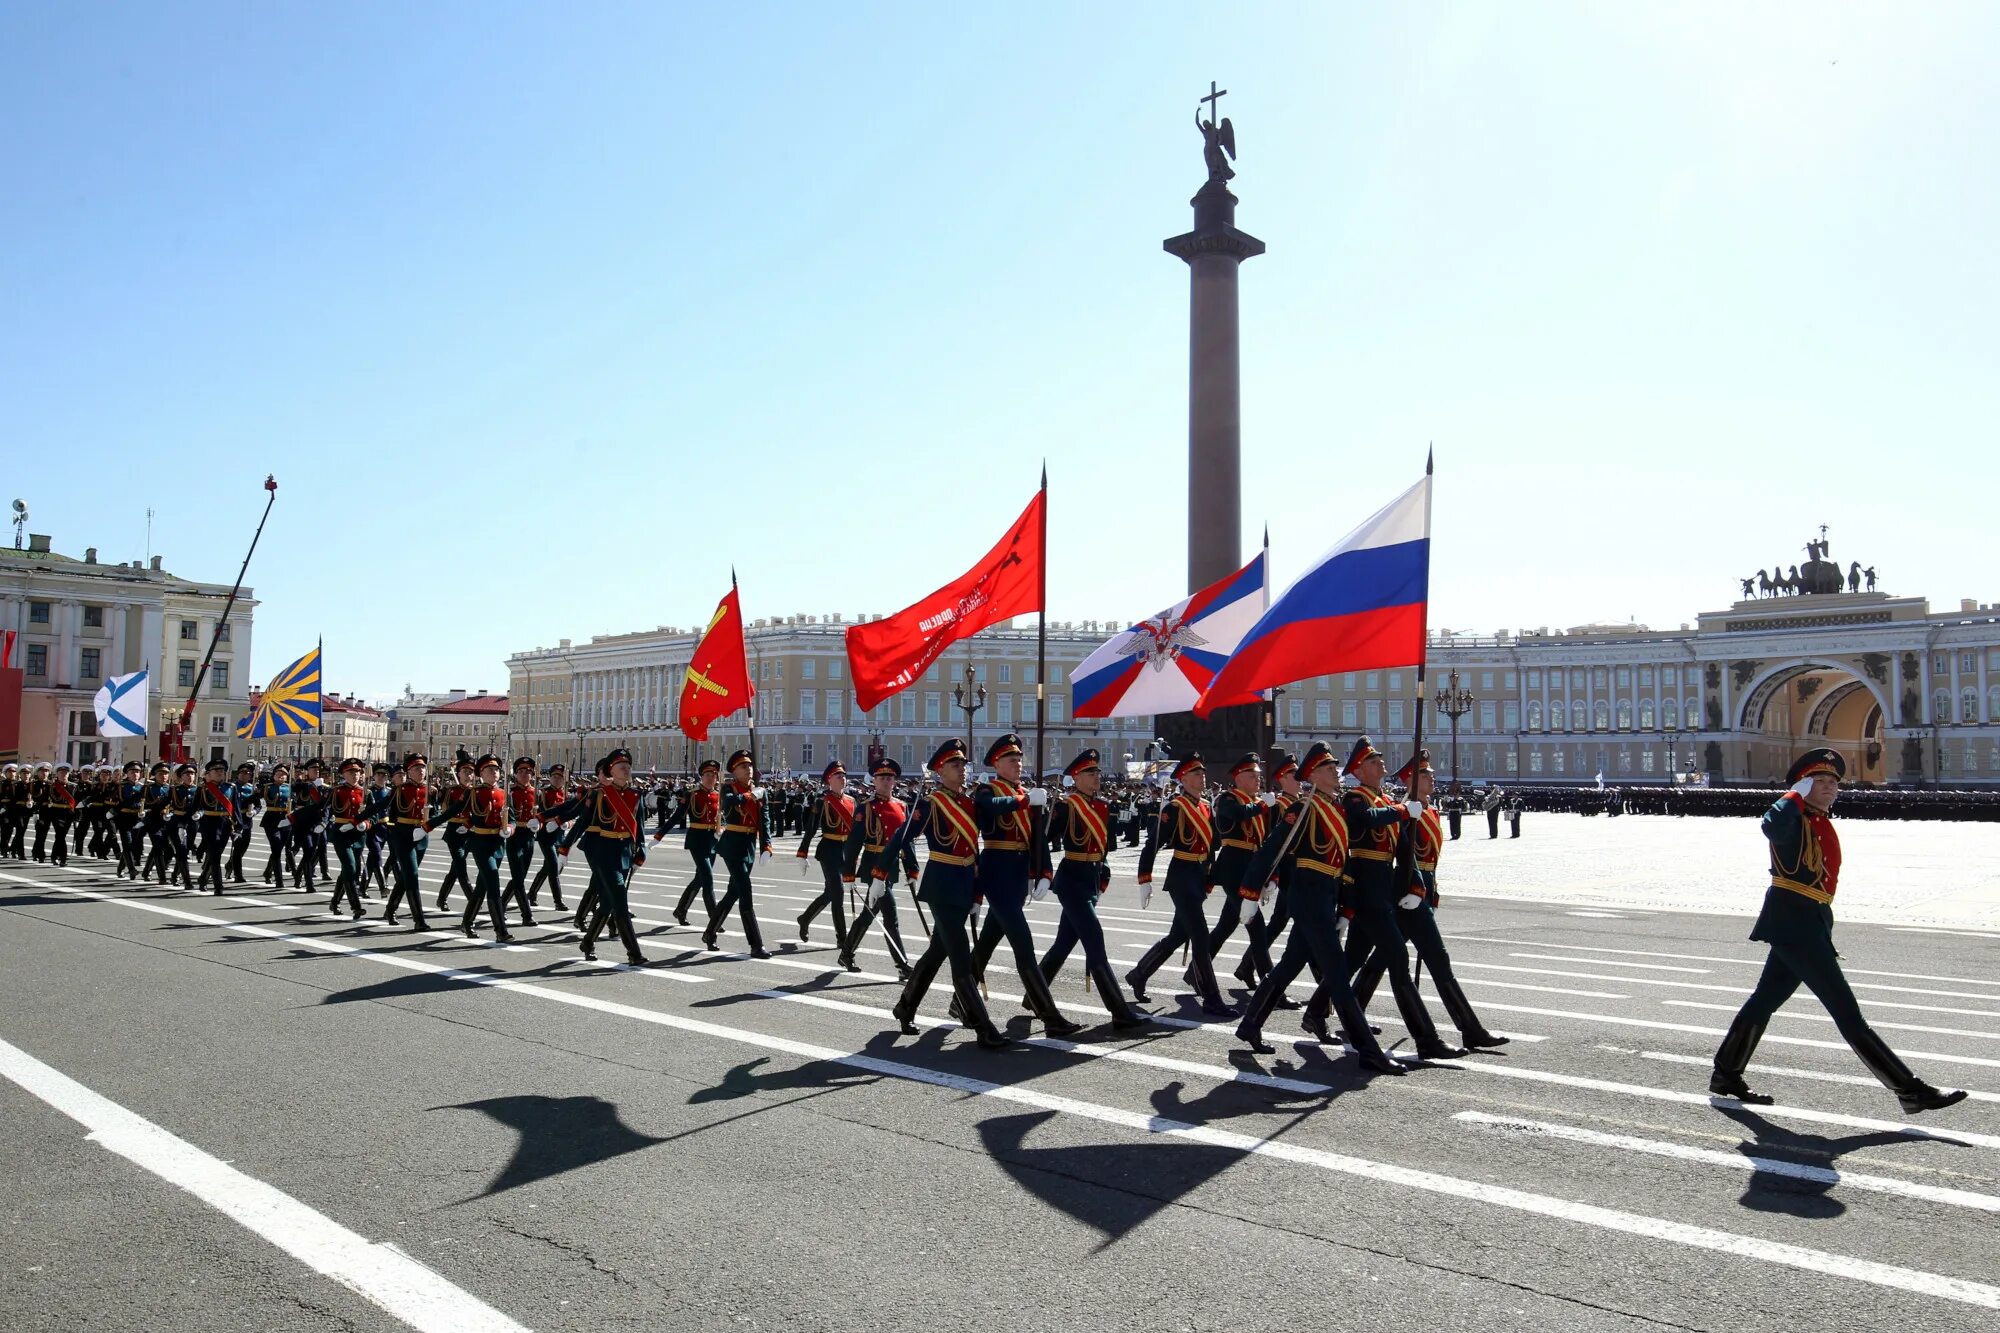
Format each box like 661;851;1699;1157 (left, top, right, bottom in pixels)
846;488;1045;713
679;579;755;742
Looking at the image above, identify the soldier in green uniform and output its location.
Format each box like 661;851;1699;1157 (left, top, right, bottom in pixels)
656;757;722;926
1709;749;1966;1115
701;749;774;958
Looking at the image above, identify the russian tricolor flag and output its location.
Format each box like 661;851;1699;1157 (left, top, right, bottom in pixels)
1193;473;1431;716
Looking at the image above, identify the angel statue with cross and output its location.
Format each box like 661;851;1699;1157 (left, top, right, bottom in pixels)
1196;80;1236;185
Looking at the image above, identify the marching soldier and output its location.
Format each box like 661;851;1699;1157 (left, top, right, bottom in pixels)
364;763;393;894
113;761;146;879
139;762;173;883
1709;749;1965;1115
226;763;259;884
1126;754;1236;1017
259;763;294;887
656;757;721;926
290;758;330;894
1033;749;1146;1028
1203;752;1278;989
193;759;236;894
459;754;515;941
499;757;542;926
700;750;773;958
531;763;579;914
566;748;650;966
963;733;1077;1036
163;763;199;887
885;738;1012;1049
0;764;19;858
1331;750;1507;1050
433;757;476;910
1335;737;1466;1061
327;757;371;918
1232;743;1403;1074
380;753;435;931
28;762;53;862
1238;753;1302;988
39;762;75;868
837;756;919;978
794;758;856;948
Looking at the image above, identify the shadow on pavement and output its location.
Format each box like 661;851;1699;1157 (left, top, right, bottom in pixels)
434;1094;671;1199
1717;1104;1957;1219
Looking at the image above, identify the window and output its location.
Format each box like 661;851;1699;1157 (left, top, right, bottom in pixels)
802;658;816;680
998;664;1012;684
1618;750;1632;774
1025;666;1037;685
1662;700;1679;729
1594;668;1608;689
180;619;196;641
1387;672;1402;692
828;658;841;681
215;623;230;643
1595;702;1611;730
1570;670;1585;688
824;689;841;724
1960;652;1976;674
1642;750;1656;773
899;694;915;723
1388;700;1406;731
1364;672;1380;691
975;664;988;684
210;715;228;735
1527;670;1542;689
924;692;941;724
1315;700;1331;727
212;662;229;690
1021;693;1036;722
1664;666;1679;686
1527;702;1543;731
29;601;49;624
927;662;940;683
79;647;100;679
1639;667;1654;686
1933;653;1948;675
1480;671;1495;691
900;739;913;767
1553;750;1566;774
1288;699;1304;726
83;605;103;629
1529;750;1544;774
1549;703;1565;730
1502;702;1518;731
1616;701;1633;729
1047;695;1064;723
997;693;1013;724
25;644;47;676
1506;750;1518;773
801;693;817;724
1685;696;1699;726
1960;689;1978;723
1341;700;1358;727
1477;702;1496;732
1364;701;1381;730
1616;668;1631;687
802;742;814;767
1504;671;1517;689
1932;690;1950;722
177;659;195;688
1989;686;2000;722
1639;700;1655;729
1342;672;1356;688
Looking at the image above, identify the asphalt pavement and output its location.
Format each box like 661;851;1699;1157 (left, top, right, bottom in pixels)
2;818;1997;1333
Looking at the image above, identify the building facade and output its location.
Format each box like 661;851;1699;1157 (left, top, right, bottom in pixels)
235;693;390;767
1;534;257;767
508;579;2000;787
383;689;511;765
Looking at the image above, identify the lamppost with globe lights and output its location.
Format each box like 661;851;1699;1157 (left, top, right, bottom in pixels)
1433;668;1476;791
952;662;987;759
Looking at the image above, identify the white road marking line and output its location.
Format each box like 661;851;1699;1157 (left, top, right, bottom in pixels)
13;878;1997;1311
1445;997;2000;1072
1446;935;2000;991
1565;911;1627;918
1660;1000;2000;1043
1891;927;2000;941
1622;1049;2000;1105
1509;952;1710;974
1454;1112;2000;1214
0;1033;531;1333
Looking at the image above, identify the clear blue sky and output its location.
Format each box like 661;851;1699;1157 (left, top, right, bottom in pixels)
5;4;1995;703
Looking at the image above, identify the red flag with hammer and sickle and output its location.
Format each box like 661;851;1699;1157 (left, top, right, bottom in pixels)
679;582;755;742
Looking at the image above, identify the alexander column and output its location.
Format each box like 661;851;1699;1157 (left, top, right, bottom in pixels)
1158;81;1266;760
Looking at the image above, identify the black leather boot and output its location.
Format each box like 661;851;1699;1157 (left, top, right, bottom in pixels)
1089;963;1148;1030
614;914;648;967
951;973;1015;1050
1434;969;1509;1049
1018;961;1083;1037
578;910;605;962
1708;1014;1774;1104
892;949;945;1035
1846;1026;1971;1114
1125;936;1172;1004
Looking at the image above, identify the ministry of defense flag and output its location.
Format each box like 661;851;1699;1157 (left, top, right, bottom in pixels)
846;487;1045;713
237;644;323;738
93;668;150;739
679;579;754;743
1195;473;1431;716
1070;551;1267;719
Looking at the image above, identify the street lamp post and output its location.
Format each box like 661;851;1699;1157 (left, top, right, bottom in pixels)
951;663;987;759
1433;669;1476;791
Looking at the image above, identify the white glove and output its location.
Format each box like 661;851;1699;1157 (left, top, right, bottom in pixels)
1788;778;1815;798
1404;800;1423;818
869;878;889;905
527;818;542;832
1138;881;1154;910
751;786;766;801
1027;788;1048;808
1399;892;1424;910
1031;877;1052;901
757;849;772;865
797;856;812;876
357;820;370;832
1259;792;1278;806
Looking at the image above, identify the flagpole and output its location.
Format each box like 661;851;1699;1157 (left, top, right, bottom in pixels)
1034;463;1048;780
1395;447;1435;915
735;569;758;777
178;475;278;741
